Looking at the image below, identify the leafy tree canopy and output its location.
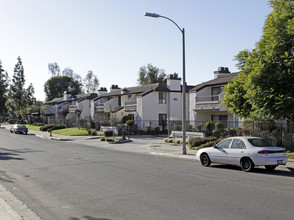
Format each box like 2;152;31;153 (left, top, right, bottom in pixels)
137;63;166;85
224;0;294;120
83;70;99;93
0;60;9;115
44;76;82;101
6;57;35;117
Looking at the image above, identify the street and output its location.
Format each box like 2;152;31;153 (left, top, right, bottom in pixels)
0;129;294;220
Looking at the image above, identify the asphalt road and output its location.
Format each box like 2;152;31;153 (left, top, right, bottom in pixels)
0;129;294;220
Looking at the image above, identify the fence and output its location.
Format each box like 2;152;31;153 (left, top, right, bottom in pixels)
39;115;294;150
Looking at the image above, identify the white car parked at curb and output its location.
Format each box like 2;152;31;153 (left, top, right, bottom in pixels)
196;136;288;172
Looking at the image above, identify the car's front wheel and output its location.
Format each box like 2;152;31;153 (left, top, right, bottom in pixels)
240;158;254;172
200;153;211;167
265;165;277;171
10;130;13;133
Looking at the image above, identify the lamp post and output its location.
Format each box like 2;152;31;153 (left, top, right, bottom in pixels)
144;12;187;154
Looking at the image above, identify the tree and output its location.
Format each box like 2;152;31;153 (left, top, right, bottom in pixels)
6;57;35;118
224;0;294;120
48;62;60;77
137;64;166;85
83;70;99;93
0;60;9;115
44;76;82;101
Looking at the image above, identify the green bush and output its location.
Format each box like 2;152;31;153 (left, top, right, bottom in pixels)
102;120;111;126
215;121;225;131
205;121;215;131
228;128;237;136
173;124;182;131
51;125;66;131
7;119;18;124
88;129;97;136
195;124;202;132
126;119;134;129
40;124;56;131
188;137;218;149
122;115;131;124
33;123;44;126
97;131;104;136
100;137;106;141
104;130;114;137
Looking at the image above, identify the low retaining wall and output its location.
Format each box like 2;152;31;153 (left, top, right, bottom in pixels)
170;131;205;139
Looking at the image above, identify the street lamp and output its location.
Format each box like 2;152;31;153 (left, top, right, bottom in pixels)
144;12;187;154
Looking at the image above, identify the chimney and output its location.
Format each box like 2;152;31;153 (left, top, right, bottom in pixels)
110;85;121;92
63;91;71;100
214;67;231;78
167;73;181;91
98;87;108;96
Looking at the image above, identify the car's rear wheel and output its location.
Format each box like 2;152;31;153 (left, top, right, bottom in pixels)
265;165;277;171
240;158;254;172
10;130;13;133
200;153;211;167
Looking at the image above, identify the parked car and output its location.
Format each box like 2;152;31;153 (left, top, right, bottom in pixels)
196;136;287;172
10;124;28;134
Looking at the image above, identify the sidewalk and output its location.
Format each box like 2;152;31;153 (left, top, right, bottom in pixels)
0;124;293;219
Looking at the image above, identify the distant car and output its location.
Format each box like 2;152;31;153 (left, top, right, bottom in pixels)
196;136;288;172
10;124;28;134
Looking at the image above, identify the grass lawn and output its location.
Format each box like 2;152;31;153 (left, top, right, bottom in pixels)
52;127;89;136
26;125;42;131
287;152;294;159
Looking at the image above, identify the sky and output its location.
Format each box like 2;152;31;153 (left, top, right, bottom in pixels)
0;0;272;101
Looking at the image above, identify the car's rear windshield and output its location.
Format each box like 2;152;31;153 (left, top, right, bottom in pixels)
248;138;273;147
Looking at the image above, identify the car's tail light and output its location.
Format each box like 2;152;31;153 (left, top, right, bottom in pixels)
258;150;286;154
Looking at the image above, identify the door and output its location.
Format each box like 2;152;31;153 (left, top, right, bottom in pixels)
226;139;247;165
210;139;232;164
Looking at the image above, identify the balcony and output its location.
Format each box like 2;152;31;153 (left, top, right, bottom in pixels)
95;103;105;113
124;97;137;112
195;94;221;111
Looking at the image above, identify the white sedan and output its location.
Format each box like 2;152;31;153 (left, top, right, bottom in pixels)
196;136;288;172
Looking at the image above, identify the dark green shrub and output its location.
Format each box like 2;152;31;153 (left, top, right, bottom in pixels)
126;120;134;129
100;137;106;141
212;130;221;138
122;115;131;124
40;124;56;131
173;124;182;131
195;124;202;132
104;130;113;137
228;128;237;136
215;121;225;131
205;121;215;131
33;123;44;126
102;120;111;126
106;138;114;142
188;137;218;149
51;125;66;131
7;119;18;124
88;129;97;136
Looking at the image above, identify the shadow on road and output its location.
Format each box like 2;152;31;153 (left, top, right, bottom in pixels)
0;152;24;161
210;164;294;177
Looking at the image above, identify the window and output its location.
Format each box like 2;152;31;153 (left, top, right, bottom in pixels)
212;115;228;127
211;87;224;101
159;92;166;104
216;139;232;149
159;114;167;126
231;139;246;149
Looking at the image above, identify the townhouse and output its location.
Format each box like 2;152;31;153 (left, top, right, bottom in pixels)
189;67;239;128
91;73;194;131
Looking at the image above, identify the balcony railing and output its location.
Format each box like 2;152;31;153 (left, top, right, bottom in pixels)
196;95;219;102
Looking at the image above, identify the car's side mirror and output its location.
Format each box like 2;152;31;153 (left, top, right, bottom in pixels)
213;146;218;149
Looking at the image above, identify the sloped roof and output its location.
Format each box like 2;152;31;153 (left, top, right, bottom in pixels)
93;82;195;101
190;74;238;92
